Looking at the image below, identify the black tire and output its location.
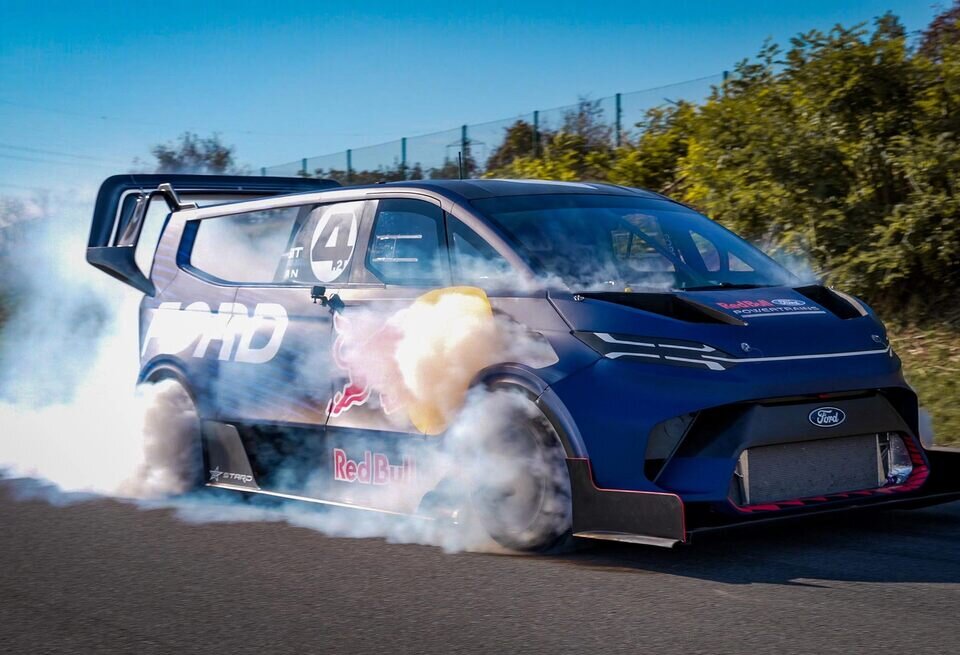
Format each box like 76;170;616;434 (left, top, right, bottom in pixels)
134;376;205;495
469;392;573;553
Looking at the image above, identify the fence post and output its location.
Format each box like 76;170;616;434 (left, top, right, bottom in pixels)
460;125;469;176
301;158;308;177
346;149;353;184
615;93;623;148
533;110;540;157
400;137;407;180
260;167;266;176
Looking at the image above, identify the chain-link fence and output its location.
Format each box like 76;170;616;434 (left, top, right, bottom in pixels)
262;73;724;183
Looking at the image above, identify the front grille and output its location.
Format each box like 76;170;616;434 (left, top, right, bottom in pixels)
734;434;883;505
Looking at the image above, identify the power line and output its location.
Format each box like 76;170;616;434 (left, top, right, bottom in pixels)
0;182;51;192
0;97;371;140
0;142;126;164
0;152;118;169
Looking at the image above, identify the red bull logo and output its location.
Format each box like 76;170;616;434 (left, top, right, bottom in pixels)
716;299;775;310
327;313;402;417
332;448;415;485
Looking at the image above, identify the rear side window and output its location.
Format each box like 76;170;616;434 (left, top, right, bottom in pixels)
367;199;446;285
137;194;251;276
447;217;513;287
189;207;301;283
187;200;364;285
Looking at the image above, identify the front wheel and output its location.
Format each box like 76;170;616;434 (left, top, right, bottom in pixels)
466;390;573;552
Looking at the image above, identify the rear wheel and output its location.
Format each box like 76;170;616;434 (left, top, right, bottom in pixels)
131;376;204;495
468;391;573;552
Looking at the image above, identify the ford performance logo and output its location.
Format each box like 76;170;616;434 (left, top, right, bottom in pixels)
772;298;806;306
809;407;846;428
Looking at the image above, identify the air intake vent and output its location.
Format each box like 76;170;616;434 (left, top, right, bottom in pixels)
579;292;745;325
793;285;866;319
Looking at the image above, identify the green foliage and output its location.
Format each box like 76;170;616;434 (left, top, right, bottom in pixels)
487;99;614;180
889;323;960;446
607;102;697;192
488;5;960;320
485;120;537;171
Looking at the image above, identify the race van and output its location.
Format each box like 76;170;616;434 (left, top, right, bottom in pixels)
88;173;960;550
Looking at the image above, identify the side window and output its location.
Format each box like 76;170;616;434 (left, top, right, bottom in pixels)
367;199;446;285
189;206;302;283
447;217;513;287
729;252;755;272
278;201;363;284
690;231;721;272
137;194;251;275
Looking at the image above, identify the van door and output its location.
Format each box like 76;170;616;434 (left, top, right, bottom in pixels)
322;197;451;512
204;199;368;494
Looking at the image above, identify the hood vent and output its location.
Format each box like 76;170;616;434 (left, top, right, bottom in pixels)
579;292;745;326
793;285;867;320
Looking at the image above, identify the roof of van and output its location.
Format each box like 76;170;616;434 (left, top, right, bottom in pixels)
380;178;660;200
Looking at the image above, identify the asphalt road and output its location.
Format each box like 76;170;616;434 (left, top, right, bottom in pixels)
2;480;960;655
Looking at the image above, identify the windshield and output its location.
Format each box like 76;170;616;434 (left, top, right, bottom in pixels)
471;194;798;291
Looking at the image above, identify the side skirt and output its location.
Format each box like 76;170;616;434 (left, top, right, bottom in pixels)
205;482;432;521
573;531;680;548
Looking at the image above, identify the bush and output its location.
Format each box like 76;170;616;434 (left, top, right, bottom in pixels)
488;7;960;320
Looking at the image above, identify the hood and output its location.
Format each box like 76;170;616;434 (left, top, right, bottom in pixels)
549;285;889;360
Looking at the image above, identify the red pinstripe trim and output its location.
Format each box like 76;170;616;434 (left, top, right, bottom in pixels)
732;433;930;514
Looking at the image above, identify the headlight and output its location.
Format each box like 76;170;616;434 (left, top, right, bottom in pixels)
880;433;913;485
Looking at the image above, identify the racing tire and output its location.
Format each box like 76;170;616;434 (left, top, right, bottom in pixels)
133;376;205;495
468;391;574;553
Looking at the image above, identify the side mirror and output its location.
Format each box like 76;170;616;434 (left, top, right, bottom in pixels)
327;294;345;314
310;285;344;314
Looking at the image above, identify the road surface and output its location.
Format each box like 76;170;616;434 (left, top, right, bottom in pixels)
1;479;959;654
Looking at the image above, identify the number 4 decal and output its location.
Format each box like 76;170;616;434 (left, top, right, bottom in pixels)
310;205;359;283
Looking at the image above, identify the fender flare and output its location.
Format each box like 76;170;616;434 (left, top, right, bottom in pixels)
137;357;209;418
471;364;587;459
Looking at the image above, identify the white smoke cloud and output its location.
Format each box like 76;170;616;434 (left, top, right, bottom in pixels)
0;193;570;553
0;194;200;499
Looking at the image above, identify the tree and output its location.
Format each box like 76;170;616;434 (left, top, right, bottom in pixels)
149;132;242;174
483;11;960;317
485;120;537;172
486;99;614;181
919;0;960;61
607;102;697;192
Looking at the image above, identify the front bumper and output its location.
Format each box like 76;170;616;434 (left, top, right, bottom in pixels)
568;447;960;547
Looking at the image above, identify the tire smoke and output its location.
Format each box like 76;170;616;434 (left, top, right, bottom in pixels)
0;201;570;553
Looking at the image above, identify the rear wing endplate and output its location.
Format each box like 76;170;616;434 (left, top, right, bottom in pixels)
87;173;339;295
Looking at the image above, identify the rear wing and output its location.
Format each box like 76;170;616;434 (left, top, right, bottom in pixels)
87;173;340;295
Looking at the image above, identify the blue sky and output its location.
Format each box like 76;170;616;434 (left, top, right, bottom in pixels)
0;0;941;195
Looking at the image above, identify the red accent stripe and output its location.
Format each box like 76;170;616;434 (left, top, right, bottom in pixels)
731;433;930;514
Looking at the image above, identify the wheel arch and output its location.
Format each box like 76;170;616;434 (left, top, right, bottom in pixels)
137;357;209;418
471;364;587;459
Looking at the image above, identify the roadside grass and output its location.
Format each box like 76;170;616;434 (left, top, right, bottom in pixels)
889;323;960;447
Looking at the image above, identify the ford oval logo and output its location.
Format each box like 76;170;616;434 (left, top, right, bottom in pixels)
809;407;846;428
772;298;806;306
